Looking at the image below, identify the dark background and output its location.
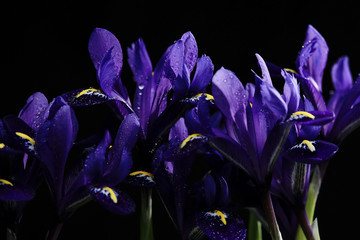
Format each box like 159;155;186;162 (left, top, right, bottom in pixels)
2;1;360;239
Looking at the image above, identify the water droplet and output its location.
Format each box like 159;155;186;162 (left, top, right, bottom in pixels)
138;84;144;90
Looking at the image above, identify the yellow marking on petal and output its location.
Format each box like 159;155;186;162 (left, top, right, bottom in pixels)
290;111;315;120
75;88;102;98
249;102;253;108
129;171;153;178
214;210;227;225
15;132;35;145
193;93;214;101
302;140;316;152
180;133;205;149
0;143;5;149
108;145;113;149
284;68;299;74
102;187;118;204
0;179;14;187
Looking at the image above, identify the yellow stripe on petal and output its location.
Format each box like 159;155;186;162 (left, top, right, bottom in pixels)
102;187;118;204
180;133;205;149
15;132;35;145
129;171;153;178
302;140;316;152
289;111;315;121
284;68;299;74
193;93;214;101
0;143;5;149
75;88;102;98
0;179;14;187
214;210;227;225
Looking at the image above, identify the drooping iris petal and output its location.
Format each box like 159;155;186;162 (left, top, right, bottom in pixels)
212;67;245;121
88;28;123;72
18;92;49;131
285;140;338;164
287;110;334;125
189;55;214;95
169;117;188;141
89;186;135;215
127;170;155;187
0;179;35;201
196;210;247;240
331;56;353;91
2;115;36;155
61;87;110;107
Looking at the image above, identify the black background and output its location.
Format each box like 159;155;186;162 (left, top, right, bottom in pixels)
2;1;360;239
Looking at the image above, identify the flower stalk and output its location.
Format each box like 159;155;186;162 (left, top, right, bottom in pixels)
140;188;154;240
262;190;282;240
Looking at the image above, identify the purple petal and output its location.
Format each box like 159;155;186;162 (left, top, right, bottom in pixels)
127;38;153;85
88;28;123;72
298;75;327;111
331;56;353;91
2;116;36;155
0;180;35;201
253;75;287;124
203;174;216;207
61;88;110;108
89;186;135;215
287;110;334;125
126;170;155;187
297;25;329;91
36;97;78;197
18;92;48;131
181;31;198;73
255;53;272;85
285;140;338;164
281;70;300;115
169;117;188;141
212;67;245;121
105;113;139;177
196;210;246;240
84;131;112;184
189;55;214;95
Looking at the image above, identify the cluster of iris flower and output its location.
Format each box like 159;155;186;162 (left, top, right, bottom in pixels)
1;25;359;240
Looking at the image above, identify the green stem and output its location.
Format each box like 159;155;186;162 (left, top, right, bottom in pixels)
140;188;154;240
46;221;64;240
6;228;17;240
248;210;263;240
296;209;315;240
295;166;322;240
261;190;282;240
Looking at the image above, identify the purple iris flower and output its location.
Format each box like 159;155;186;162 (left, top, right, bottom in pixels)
34;96;139;219
0;92;49;201
296;25;360;144
0;92;48;236
210;54;334;186
153;117;246;240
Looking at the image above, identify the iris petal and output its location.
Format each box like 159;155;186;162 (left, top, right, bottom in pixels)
196;210;246;240
89;186;135;215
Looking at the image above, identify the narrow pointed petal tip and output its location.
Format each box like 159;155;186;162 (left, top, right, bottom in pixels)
196;210;247;240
